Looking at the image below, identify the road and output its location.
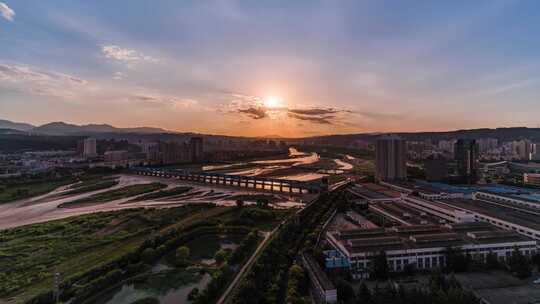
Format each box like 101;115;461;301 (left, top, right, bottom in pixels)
216;227;278;304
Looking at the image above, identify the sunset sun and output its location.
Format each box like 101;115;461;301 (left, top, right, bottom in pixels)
263;96;284;109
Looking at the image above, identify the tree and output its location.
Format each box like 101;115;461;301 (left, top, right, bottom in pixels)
256;198;269;208
532;253;540;271
372;251;389;280
176;246;190;264
444;247;470;273
236;199;245;207
141;248;157;264
509;247;532;279
215;249;228;265
485;251;500;270
286;264;308;304
188;287;199;301
336;279;355;304
356;282;371;304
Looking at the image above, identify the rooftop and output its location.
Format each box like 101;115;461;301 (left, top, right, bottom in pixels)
349;183;401;200
373;202;442;225
328;222;534;256
440;199;540;231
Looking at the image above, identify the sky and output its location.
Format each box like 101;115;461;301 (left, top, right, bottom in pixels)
0;0;540;137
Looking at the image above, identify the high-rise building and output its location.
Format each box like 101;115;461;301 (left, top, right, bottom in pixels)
83;138;97;158
375;135;407;181
512;139;532;160
147;138;204;165
425;154;448;182
190;137;204;162
454;139;479;184
477;138;498;153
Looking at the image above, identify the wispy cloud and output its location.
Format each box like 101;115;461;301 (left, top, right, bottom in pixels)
288;108;343;116
477;78;540;96
0;63;89;98
288;113;334;125
113;71;125;80
131;93;198;109
0;2;15;21
101;45;158;63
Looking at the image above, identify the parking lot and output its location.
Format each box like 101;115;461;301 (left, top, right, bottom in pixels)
456;271;540;304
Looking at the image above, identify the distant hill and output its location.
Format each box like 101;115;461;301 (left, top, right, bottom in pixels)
30;122;170;136
3;118;540;143
0;119;35;131
295;127;540;145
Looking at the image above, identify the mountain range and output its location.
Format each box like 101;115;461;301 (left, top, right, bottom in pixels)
2;118;540;143
0;119;170;136
0;119;35;132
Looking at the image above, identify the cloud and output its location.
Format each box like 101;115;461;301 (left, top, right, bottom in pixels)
359;111;399;120
477;78;540;96
288;113;334;125
220;92;356;125
0;2;14;21
238;107;267;119
0;63;89;98
0;64;86;85
101;45;158;63
288;108;343;116
131;94;198;108
113;71;125;80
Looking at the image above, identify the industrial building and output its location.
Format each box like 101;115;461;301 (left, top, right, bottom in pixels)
439;199;540;241
348;183;402;204
326;222;537;279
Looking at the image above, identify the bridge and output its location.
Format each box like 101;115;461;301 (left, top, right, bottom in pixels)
130;167;327;194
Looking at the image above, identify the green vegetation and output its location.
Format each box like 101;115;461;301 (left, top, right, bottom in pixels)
230;187;342;304
63;179;119;196
0;179;74;204
192;229;261;304
127;186;193;202
130;297;159;304
327;174;347;185
0;203;292;304
509;246;533;279
285;264;309;304
176;246;190;265
355;273;480;304
0;205;207;303
0;169;80;204
59;183;167;207
228;194;280;204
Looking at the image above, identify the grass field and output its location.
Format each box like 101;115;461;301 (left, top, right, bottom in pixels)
58;183;167;208
0;206;206;303
127;186;193;202
0;178;74;204
0;204;293;303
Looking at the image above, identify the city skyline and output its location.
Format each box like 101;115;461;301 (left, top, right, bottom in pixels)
1;1;540;137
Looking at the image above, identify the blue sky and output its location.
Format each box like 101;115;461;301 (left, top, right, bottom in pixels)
0;0;539;137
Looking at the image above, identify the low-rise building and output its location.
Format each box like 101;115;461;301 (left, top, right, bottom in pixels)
301;253;337;304
326;223;536;280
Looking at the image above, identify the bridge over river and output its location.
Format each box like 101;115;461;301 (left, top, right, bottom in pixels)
131;167;328;194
